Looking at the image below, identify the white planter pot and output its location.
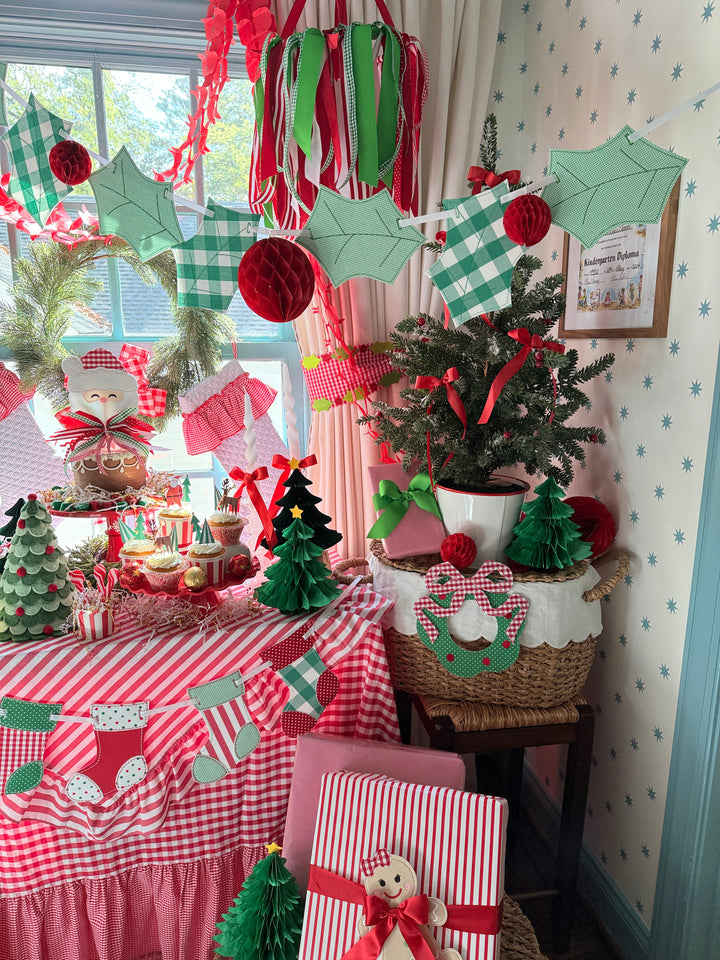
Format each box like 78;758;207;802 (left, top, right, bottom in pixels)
435;475;530;565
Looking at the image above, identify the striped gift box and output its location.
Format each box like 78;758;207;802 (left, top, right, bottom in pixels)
299;771;507;960
75;608;113;641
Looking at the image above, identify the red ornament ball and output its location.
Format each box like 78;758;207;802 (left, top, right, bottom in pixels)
16;567;26;578
503;431;512;439
48;583;58;593
589;433;599;443
237;237;315;324
228;554;260;583
119;562;146;592
18;520;25;529
43;625;55;635
503;194;552;247
28;494;37;501
440;533;477;570
564;496;616;558
15;607;24;616
46;544;55;555
48;141;92;186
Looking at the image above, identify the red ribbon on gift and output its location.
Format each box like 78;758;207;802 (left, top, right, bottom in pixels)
415;368;467;438
229;465;275;549
467;166;521;194
118;344;167;418
477;327;565;425
51;409;154;474
308;864;504;960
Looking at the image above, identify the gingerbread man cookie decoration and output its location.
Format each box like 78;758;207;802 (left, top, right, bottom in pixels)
357;850;462;960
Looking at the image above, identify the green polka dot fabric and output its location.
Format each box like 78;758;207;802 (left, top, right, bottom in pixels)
0;696;62;795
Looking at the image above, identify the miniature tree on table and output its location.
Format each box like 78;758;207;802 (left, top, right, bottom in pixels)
504;476;592;570
255;511;341;615
0;495;75;641
263;466;341;552
0;498;25;576
215;843;304;960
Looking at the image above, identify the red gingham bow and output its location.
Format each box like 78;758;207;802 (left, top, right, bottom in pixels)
360;848;391;877
0;364;34;422
119;345;167;418
478;326;565;425
467;166;522;194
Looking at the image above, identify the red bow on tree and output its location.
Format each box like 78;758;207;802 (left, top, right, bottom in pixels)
478;327;565;425
229;465;275;548
414;367;467;437
467;166;522;194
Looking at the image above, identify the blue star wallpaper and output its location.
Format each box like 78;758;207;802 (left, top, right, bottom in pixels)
490;0;719;928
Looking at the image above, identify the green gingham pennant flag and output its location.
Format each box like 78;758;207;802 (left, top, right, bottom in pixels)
427;184;523;326
0;93;74;227
171;199;260;310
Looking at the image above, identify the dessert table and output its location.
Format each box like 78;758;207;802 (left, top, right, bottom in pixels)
0;583;399;960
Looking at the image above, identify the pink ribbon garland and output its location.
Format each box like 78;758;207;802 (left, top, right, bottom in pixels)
415;561;529;646
478;326;565;425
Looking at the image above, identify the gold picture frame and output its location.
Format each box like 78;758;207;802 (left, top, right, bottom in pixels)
559;179;680;339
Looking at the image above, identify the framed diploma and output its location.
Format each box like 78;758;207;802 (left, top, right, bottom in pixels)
559;179;680;338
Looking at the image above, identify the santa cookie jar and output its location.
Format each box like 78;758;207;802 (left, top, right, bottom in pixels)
53;347;166;493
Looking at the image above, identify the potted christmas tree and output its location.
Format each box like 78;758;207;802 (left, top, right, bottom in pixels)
362;119;614;562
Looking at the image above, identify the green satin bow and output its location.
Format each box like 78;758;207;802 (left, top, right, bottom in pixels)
367;473;442;539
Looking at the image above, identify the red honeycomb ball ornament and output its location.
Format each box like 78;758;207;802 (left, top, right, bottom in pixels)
48;141;92;186
564;496;616;558
237;237;315;323
503;194;552;247
440;533;477;570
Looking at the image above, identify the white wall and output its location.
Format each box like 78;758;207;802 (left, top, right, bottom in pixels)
490;0;720;926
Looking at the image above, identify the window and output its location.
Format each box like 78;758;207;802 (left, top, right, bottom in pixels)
0;48;307;526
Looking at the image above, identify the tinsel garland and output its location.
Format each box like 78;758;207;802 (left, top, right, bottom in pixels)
0;237;234;422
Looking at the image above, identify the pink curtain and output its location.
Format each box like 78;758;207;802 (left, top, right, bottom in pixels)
275;0;503;557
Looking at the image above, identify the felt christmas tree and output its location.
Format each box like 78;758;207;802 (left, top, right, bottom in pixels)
263;468;341;552
504;476;592;571
255;511;341;616
0;498;25;576
215;843;304;960
0;494;75;641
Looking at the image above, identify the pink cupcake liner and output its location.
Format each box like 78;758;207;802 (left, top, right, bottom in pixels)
208;518;246;546
142;557;189;592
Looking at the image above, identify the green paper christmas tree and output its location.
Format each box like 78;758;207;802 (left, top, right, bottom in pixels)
262;468;342;552
191;513;203;539
182;475;192;503
255;512;341;615
0;495;75;642
214;844;304;960
504;476;592;571
0;498;25;576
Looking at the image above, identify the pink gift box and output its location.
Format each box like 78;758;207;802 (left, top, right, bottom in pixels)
298;770;508;960
283;733;466;894
76;608;113;641
367;463;446;559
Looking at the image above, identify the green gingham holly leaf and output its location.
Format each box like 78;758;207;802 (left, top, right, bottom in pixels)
172;199;260;310
0;93;74;227
89;146;183;261
297;186;425;287
427;184;523;326
543;126;688;248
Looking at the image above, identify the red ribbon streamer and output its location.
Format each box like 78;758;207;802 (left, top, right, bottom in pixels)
477;327;565;425
415;367;467;438
307;864;503;960
467;166;522;194
229;465;275;549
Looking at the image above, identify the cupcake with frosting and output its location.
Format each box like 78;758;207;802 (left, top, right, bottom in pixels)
142;549;188;592
207;509;247;546
117;516;157;566
187;520;226;587
157;504;193;549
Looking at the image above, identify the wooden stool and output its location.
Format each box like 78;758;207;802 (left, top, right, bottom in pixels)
397;691;595;955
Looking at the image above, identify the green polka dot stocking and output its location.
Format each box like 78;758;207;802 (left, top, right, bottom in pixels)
0;696;62;795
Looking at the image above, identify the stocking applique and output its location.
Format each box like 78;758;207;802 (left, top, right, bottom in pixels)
189;671;261;784
65;702;149;803
261;622;340;738
0;696;62;795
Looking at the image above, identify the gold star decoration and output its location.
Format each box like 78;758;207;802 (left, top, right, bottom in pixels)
288;457;301;470
290;505;303;519
266;841;282;855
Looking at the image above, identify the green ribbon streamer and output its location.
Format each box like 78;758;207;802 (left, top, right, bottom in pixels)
368;473;442;539
351;23;379;187
292;27;326;160
376;26;401;186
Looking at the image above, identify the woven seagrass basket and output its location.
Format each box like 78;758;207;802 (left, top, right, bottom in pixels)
336;543;628;710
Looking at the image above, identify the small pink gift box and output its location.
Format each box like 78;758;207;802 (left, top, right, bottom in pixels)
367;463;446;559
76;608;113;641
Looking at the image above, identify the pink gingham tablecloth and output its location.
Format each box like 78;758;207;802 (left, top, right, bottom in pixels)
0;584;399;960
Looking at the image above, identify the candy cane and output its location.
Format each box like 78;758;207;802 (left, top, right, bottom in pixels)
68;569;86;592
93;564;120;601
